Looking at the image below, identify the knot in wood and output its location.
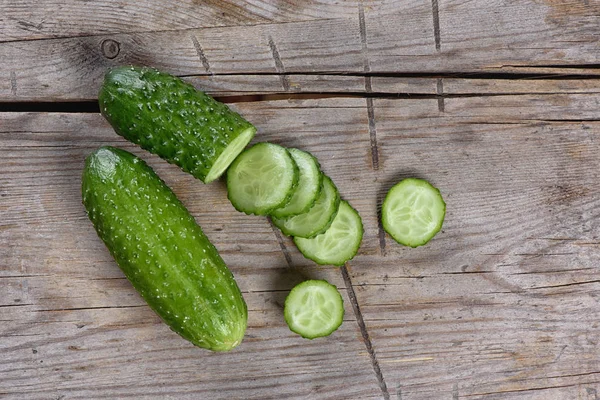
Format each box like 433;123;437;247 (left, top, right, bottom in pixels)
101;39;120;59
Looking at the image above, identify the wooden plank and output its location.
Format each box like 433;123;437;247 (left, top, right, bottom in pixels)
0;0;365;42
2;0;600;102
0;100;384;399
345;92;600;398
365;0;600;72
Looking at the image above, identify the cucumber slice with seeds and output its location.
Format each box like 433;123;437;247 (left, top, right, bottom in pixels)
284;280;344;339
271;175;340;238
227;142;299;215
381;178;446;248
270;148;323;219
294;200;363;266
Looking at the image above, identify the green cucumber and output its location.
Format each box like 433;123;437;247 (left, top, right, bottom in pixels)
270;148;323;219
82;146;247;351
381;178;446;247
284;280;344;339
271;175;340;238
99;66;256;183
226;142;299;215
294;201;363;266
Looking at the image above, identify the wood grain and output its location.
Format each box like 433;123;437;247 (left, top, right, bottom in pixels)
349;95;600;399
0;102;382;399
0;0;366;43
2;0;600;398
2;0;599;102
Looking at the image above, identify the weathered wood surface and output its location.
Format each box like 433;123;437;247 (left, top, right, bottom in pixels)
2;0;600;399
2;0;600;101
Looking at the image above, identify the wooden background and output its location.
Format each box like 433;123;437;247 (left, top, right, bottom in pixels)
1;1;600;399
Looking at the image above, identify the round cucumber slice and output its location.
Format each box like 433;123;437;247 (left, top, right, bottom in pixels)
271;175;340;238
227;142;299;215
284;280;344;339
381;178;446;248
293;200;363;266
270;148;323;218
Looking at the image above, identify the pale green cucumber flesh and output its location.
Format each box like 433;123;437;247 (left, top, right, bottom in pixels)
82;146;247;351
99;66;256;183
381;178;446;248
293;201;363;266
270;148;323;218
205;127;255;183
226;142;299;215
271;175;340;238
284;280;344;339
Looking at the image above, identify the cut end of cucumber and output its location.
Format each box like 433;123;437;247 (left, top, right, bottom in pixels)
205;126;256;183
293;200;363;266
284;280;344;339
382;178;446;248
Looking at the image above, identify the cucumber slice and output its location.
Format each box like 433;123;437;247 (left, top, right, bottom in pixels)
270;148;323;218
284;280;344;339
226;142;299;215
381;178;446;248
294;201;363;266
271;175;340;238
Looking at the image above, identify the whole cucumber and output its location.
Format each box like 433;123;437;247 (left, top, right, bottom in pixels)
99;66;256;183
82;146;247;351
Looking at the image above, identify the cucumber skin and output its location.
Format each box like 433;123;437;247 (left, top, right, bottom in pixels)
98;66;256;183
82;147;247;351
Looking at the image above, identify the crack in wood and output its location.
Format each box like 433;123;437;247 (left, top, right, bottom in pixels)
431;0;442;52
436;77;445;112
358;2;380;172
341;265;390;400
36;304;148;312
453;383;459;400
464;381;600;397
10;72;17;96
267;36;290;92
190;35;212;75
268;218;293;268
531;279;600;290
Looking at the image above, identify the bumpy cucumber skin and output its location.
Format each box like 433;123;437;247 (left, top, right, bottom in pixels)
98;66;256;183
82;147;247;351
226;142;300;216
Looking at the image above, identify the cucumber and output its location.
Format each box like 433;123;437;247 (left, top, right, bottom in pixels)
226;142;299;215
284;280;344;339
293;201;363;266
270;148;323;219
381;178;446;247
271;175;340;238
82;146;247;351
99;66;256;183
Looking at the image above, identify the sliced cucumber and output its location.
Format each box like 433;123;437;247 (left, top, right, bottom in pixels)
270;148;323;218
284;280;344;339
271;175;340;238
381;178;446;248
226;142;299;215
294;201;363;266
